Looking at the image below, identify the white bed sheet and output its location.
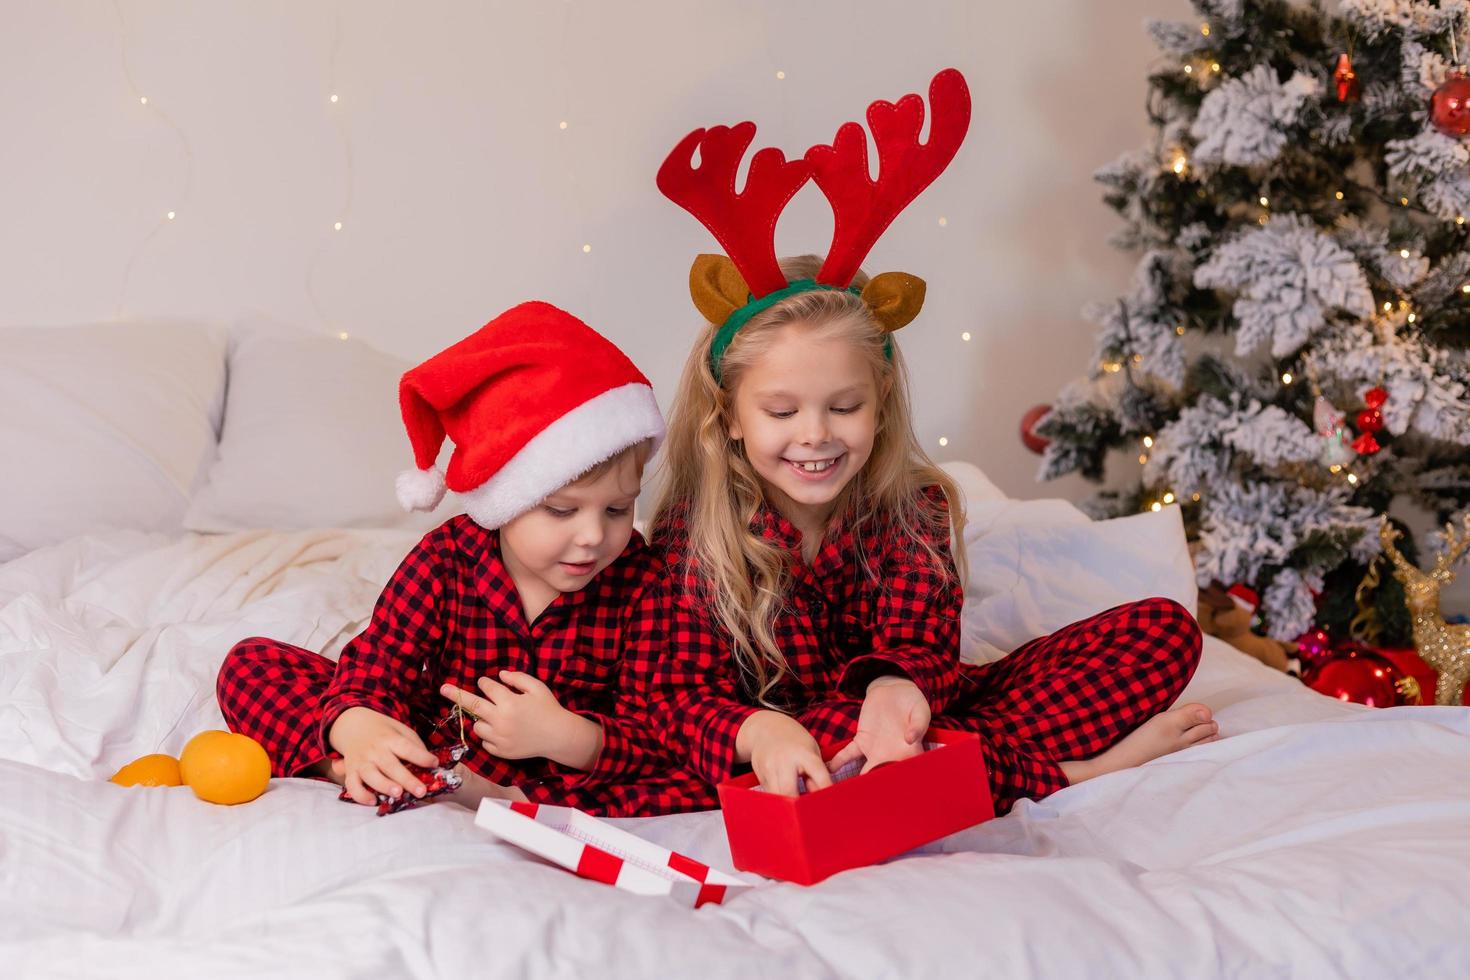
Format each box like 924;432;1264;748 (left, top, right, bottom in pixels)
2;527;1469;978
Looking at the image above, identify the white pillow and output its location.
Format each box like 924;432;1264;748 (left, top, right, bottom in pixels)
0;321;226;561
959;500;1198;664
939;459;1008;506
184;324;457;532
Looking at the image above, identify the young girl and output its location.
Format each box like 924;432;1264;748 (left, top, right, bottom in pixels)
216;301;669;815
625;67;1214;812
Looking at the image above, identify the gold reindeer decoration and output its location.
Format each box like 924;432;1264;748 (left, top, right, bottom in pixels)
1379;515;1470;706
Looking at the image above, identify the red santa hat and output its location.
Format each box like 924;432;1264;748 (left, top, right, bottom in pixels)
1226;584;1260;613
395;301;664;530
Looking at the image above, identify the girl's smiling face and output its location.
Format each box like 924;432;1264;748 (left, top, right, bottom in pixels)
728;325;880;531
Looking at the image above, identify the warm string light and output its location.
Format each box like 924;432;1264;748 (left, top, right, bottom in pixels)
113;0;194;317
937;216;948;226
960;331;971;341
938;437;948;447
306;6;355;338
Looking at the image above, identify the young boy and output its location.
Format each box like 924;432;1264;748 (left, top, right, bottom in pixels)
216;301;666;814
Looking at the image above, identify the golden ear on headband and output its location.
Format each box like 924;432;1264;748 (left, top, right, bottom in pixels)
689;254;752;326
860;272;926;332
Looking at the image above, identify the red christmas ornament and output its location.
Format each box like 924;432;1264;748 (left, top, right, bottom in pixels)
1293;628;1335;670
1020;403;1052;455
1363;386;1388;410
1355;408;1384;433
1333;53;1361;103
1431;70;1470;136
1350;431;1381;455
1303;645;1409;708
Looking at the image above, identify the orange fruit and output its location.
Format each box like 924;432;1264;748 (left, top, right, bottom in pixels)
178;730;271;805
110;753;183;787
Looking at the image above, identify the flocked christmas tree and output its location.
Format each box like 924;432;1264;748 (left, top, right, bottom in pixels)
1037;0;1470;644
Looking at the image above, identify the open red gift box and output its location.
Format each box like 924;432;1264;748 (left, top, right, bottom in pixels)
717;727;994;885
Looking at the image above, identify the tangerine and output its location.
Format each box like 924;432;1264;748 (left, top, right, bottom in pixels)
179;730;271;805
110;753;183;787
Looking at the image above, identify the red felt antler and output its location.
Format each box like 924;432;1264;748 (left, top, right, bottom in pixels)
805;69;971;288
657;122;812;298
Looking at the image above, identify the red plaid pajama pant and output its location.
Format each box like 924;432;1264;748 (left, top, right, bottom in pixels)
216;638;348;778
798;597;1203;814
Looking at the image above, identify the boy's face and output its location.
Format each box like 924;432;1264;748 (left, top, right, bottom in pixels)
498;453;642;597
728;326;880;528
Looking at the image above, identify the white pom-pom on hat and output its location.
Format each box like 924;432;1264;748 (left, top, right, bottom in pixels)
396;466;447;513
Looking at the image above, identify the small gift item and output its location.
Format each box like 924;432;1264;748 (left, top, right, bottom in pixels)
718;728;993;885
475;800;752;907
340;743;467;817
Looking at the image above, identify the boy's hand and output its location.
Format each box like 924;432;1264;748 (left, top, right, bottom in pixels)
737;710;833;797
826;675;929;776
441;671;602;770
327;705;440;805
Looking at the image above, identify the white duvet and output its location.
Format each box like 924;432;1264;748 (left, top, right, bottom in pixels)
3;520;1470;978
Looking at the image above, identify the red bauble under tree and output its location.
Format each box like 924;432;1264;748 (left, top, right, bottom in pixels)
1431;70;1470;137
1304;645;1413;708
1020;403;1052;455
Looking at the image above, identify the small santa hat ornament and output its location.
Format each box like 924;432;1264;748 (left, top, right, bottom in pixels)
396;301;665;529
1226;584;1260;613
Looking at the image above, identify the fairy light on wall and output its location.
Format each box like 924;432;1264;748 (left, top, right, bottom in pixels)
305;7;355;338
113;0;194;317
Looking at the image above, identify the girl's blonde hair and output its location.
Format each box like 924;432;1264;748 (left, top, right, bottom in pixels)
652;255;967;706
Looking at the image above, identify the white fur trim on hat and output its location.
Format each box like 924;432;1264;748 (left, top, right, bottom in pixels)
459;382;664;529
396;466;448;513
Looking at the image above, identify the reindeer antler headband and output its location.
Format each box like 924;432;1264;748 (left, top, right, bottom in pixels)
657;68;971;381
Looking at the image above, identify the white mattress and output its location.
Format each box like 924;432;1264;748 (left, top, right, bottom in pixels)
2;527;1469;978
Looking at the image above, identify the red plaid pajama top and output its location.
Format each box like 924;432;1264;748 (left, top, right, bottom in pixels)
216;514;666;814
589;486;1203;815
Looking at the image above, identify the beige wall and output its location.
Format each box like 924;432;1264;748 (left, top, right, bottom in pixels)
0;0;1193;501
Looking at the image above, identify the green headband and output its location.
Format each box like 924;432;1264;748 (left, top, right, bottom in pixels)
709;278;892;383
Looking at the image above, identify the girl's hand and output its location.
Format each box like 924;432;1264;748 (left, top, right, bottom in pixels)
327;706;440;805
737;710;834;797
826;675;930;776
441;671;601;769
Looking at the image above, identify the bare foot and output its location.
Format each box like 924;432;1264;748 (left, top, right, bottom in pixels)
445;764;528;811
1060;704;1218;785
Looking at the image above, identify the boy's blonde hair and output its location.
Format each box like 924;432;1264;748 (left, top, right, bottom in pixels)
565;438;653;498
652;255;965;705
